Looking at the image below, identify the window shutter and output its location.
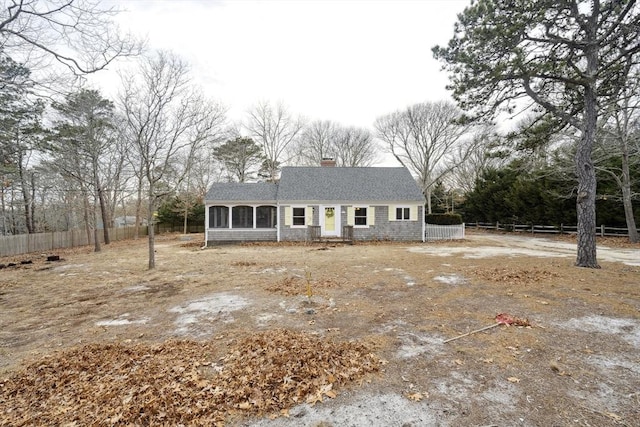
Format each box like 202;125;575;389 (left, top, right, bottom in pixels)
368;206;375;226
388;205;396;221
347;207;354;226
306;206;314;226
410;205;418;221
284;206;292;226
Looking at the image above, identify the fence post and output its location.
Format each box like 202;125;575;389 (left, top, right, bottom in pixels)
496;221;499;230
601;224;605;237
560;223;564;234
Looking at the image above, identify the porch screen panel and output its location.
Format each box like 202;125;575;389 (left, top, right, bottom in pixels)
256;206;277;228
232;206;253;228
209;206;229;228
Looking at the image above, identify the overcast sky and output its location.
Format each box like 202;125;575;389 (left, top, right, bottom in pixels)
95;0;469;131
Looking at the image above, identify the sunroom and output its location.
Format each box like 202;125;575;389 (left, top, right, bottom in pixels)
204;183;278;244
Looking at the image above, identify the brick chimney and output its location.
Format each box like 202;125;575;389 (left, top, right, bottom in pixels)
320;157;336;167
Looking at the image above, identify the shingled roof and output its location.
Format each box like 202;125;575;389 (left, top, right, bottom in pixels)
205;182;277;202
278;167;423;202
204;167;424;203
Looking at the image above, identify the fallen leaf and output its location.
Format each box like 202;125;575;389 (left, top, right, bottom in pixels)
507;377;521;383
454;359;464;366
306;393;323;406
605;412;622;421
406;392;423;402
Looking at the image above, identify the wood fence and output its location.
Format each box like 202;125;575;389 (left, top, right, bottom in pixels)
0;226;148;257
0;223;209;258
467;222;635;237
425;223;466;241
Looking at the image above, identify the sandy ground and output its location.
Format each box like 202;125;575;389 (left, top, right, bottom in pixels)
1;231;639;426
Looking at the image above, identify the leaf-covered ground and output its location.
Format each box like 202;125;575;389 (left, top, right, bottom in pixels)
1;330;381;426
1;232;638;426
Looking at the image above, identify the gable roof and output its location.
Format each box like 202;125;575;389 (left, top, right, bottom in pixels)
204;167;425;204
277;167;424;202
205;182;277;202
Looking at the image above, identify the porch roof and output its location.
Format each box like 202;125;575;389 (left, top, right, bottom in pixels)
205;182;278;203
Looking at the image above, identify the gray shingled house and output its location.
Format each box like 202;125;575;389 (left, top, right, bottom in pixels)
204;164;425;245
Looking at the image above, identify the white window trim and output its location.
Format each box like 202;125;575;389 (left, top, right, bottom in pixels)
393;206;412;221
290;205;309;228
351;206;371;228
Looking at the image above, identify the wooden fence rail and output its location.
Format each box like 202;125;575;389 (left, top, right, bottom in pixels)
466;222;635;237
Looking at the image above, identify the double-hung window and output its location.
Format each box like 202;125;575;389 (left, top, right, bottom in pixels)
354;207;367;226
292;207;306;226
396;207;411;221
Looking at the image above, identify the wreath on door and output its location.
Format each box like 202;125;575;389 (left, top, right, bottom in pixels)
325;208;335;218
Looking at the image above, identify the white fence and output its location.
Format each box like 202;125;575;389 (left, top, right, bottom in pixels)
425;223;466;241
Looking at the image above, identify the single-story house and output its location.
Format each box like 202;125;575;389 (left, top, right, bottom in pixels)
204;163;425;245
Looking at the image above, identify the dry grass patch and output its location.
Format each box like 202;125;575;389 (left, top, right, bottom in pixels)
265;276;343;296
469;266;561;285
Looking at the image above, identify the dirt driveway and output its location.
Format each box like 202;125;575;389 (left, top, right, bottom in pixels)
1;232;639;426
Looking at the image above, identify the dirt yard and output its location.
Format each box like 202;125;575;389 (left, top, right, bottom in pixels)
1;231;639;426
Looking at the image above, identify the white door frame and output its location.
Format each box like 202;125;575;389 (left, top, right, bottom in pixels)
320;205;340;237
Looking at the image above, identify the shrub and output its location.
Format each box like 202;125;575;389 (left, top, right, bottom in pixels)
425;213;463;225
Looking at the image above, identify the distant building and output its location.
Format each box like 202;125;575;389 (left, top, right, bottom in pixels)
113;216;147;228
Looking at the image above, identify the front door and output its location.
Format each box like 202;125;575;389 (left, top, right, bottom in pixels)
322;206;340;237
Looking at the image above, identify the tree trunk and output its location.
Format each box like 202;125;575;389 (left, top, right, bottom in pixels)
147;195;156;269
1;184;6;235
183;206;188;235
17;158;34;234
93;194;101;253
82;190;92;245
29;172;36;232
620;148;639;243
134;179;143;240
97;182;111;245
575;32;599;268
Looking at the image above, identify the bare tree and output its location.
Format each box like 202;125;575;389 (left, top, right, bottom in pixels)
595;71;640;243
245;101;304;181
334;126;377;167
119;51;226;269
375;101;474;213
295;120;377;167
295;120;337;166
0;0;141;76
446;125;503;194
